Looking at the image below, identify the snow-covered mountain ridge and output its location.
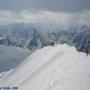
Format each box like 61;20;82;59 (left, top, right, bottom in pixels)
3;44;90;90
0;23;90;53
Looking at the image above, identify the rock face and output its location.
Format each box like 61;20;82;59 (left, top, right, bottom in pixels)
0;23;90;53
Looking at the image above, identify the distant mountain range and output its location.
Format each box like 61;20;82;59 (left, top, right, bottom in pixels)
0;23;90;53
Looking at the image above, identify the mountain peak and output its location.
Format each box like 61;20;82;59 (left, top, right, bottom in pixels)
3;44;90;90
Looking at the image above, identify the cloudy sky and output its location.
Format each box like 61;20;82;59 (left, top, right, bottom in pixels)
0;0;90;27
0;0;90;12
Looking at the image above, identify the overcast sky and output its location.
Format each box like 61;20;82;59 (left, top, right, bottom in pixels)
0;0;90;12
0;0;90;27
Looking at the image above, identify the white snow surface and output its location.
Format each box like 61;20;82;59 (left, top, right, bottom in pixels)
2;44;90;90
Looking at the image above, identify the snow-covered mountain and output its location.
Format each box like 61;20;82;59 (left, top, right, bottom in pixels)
0;23;90;53
2;44;90;90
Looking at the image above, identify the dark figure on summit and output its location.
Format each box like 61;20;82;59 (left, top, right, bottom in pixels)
86;49;88;56
50;42;54;46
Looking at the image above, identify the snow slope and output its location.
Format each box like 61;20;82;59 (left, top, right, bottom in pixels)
3;44;90;90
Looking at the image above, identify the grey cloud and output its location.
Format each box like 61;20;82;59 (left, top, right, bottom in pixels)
0;10;90;28
0;0;90;12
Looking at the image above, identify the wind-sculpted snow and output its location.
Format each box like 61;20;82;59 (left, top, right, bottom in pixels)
2;44;90;90
0;23;90;53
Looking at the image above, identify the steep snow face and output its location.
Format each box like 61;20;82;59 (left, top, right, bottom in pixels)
3;44;90;90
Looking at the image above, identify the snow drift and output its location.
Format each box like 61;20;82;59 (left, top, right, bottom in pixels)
3;44;90;90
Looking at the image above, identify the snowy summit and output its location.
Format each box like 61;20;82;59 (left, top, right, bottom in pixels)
3;44;90;90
